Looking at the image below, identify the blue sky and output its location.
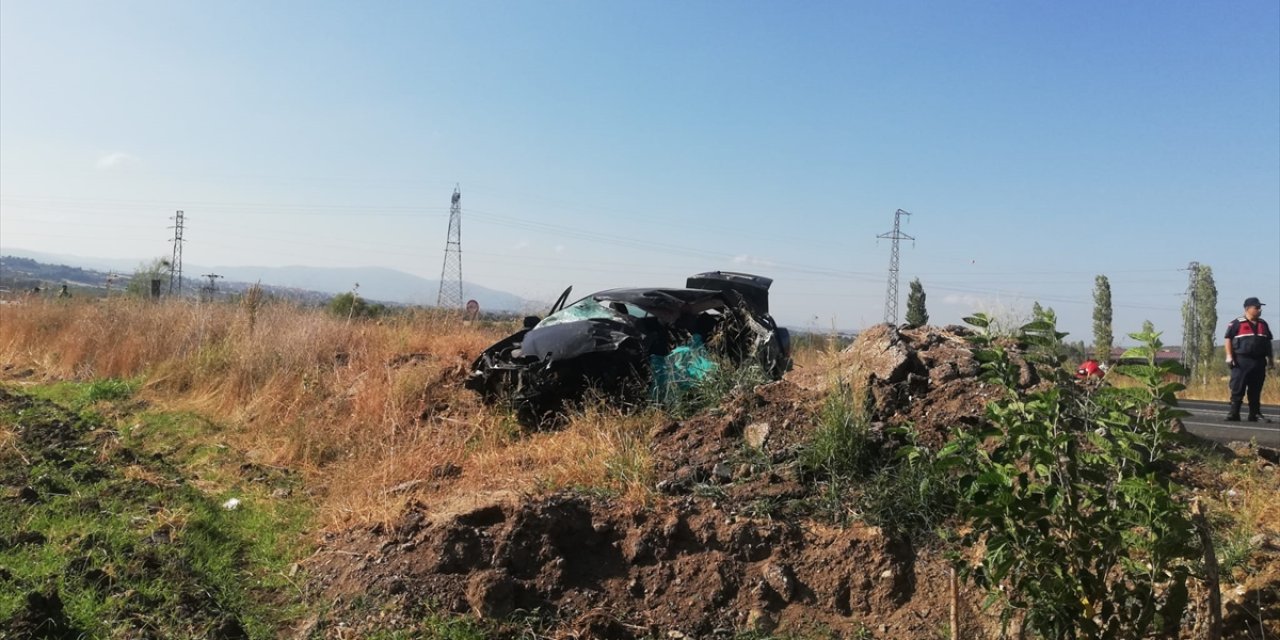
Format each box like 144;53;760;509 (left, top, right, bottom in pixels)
2;1;1277;341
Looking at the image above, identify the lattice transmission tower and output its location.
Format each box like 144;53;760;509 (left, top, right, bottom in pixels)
436;186;464;308
200;273;223;302
168;210;185;295
877;208;915;325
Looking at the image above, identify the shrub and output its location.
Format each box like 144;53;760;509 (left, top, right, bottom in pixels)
326;292;386;320
938;313;1200;638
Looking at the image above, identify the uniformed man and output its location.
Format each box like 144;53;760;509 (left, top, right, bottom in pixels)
1223;297;1274;422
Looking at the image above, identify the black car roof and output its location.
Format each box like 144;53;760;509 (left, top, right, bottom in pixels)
589;287;732;314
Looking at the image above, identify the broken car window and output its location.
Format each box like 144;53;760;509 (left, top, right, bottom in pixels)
535;297;623;329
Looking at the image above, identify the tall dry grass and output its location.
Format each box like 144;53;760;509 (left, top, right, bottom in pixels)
0;298;665;524
1180;374;1280;404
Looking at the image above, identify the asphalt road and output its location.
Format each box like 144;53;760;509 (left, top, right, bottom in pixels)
1177;399;1279;447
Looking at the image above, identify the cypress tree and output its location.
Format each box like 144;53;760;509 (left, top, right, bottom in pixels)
905;278;929;327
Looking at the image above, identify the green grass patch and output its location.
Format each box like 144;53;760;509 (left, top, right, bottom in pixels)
0;384;314;639
360;615;491;640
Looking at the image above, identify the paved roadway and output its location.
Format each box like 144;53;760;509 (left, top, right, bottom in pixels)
1177;399;1279;448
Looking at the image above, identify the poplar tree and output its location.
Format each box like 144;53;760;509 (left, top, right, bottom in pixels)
905;278;929;327
1093;275;1113;362
1180;264;1219;382
1195;266;1218;381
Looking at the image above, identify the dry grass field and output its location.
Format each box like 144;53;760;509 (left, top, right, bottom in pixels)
1182;375;1280;404
0;298;679;526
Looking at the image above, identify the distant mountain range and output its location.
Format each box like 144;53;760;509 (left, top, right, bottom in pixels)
0;248;539;312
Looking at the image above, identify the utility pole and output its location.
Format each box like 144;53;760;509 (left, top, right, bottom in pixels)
877;209;915;325
168;210;185;296
436;186;464;309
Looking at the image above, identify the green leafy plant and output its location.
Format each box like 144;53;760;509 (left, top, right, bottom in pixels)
938;313;1200;639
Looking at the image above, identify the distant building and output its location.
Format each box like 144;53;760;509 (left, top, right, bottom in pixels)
1109;345;1182;364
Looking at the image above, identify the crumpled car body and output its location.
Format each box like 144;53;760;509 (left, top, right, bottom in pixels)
465;272;791;421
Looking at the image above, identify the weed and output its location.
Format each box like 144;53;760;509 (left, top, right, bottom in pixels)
800;379;878;479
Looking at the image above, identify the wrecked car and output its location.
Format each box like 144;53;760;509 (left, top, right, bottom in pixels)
464;271;791;421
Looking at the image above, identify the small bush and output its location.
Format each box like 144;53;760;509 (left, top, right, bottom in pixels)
940;314;1200;638
326;292;387;320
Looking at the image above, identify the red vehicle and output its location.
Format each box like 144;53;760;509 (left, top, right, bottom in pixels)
1076;359;1105;379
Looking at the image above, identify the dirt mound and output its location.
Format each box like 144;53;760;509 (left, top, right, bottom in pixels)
843;324;1027;448
304;371;995;638
304;324;1280;638
306;491;981;638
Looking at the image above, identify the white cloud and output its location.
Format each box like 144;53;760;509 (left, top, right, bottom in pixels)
96;152;138;169
732;254;776;267
943;293;984;307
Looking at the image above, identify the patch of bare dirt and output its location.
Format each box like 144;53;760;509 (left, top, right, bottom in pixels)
305;491;989;638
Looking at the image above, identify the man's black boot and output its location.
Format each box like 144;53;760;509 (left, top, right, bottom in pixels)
1248;414;1272;423
1226;402;1242;422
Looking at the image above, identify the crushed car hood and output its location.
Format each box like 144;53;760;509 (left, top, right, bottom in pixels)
520;318;641;362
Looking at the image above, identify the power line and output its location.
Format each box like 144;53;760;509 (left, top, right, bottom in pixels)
877;209;914;324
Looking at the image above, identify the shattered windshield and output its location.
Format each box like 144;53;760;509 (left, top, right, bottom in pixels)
535;297;652;329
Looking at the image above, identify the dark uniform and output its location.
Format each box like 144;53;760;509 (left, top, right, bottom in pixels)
1224;300;1274;421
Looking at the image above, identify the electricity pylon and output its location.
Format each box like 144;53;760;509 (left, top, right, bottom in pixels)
877;209;915;325
436;186;464;308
